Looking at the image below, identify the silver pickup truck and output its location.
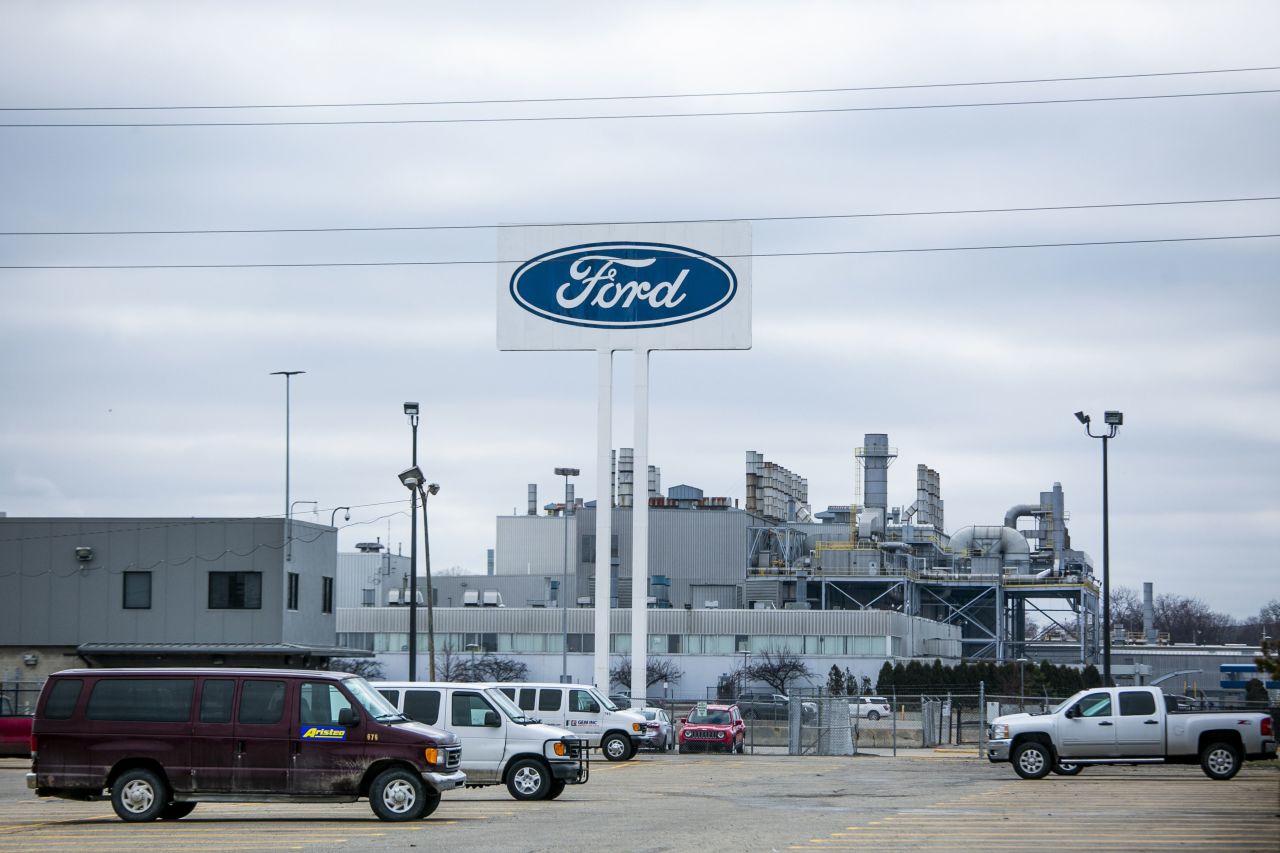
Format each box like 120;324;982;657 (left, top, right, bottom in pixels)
988;686;1275;780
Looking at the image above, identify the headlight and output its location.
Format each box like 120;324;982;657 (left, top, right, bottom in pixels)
424;747;439;765
991;724;1009;740
552;741;567;757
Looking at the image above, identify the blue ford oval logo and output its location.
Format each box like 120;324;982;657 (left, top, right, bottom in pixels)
510;242;737;329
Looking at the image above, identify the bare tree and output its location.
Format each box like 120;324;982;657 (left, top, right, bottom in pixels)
742;647;813;695
475;655;530;682
609;656;684;690
328;658;385;680
435;644;474;681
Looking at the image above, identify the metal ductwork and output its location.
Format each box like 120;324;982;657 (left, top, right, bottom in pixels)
1004;504;1041;530
527;484;537;516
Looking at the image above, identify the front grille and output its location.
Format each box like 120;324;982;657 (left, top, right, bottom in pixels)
683;729;725;741
444;746;462;770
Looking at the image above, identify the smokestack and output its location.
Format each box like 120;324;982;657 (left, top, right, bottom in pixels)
1143;582;1157;644
915;464;930;527
860;434;893;511
618;448;634;508
527;484;537;516
648;465;660;499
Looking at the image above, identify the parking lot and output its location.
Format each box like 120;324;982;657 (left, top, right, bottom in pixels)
2;753;1276;852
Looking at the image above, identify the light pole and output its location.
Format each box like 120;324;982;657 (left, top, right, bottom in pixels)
1075;409;1123;687
404;402;420;680
466;643;481;680
270;370;305;562
555;466;579;683
287;500;317;561
1017;657;1028;711
420;479;440;681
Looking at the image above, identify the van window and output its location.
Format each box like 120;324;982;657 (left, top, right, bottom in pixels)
377;689;400;706
300;683;353;725
451;692;498;727
200;679;235;723
87;679;194;722
403;690;440;725
517;688;537;711
1119;691;1157;716
44;679;83;720
239;680;286;725
538;689;562;712
570;689;599;713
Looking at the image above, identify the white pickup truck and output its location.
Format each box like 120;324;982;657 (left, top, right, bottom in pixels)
987;686;1275;780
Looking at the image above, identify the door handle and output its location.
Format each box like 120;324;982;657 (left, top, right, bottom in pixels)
1144;720;1160;725
1098;721;1113;726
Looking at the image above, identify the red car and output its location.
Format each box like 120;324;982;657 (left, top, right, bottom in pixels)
678;703;744;754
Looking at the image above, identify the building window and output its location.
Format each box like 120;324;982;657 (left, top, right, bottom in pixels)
580;533;620;563
322;577;334;614
123;571;152;609
209;571;262;610
361;588;375;607
287;572;299;610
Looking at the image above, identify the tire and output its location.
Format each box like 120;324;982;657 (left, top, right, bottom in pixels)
735;738;744;754
506;758;552;801
160;801;197;820
111;768;169;822
369;767;429;821
867;711;881;721
419;793;441;818
1011;742;1053;780
601;732;631;762
546;780;567;800
1051;762;1083;776
659;733;670;753
1200;741;1242;781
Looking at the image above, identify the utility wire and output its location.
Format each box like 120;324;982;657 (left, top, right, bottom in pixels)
4;194;1275;237
2;233;1276;270
5;64;1278;112
3;89;1278;128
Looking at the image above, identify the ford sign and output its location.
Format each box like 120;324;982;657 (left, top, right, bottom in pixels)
510;242;737;329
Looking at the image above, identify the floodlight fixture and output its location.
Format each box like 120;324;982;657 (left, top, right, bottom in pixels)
1104;411;1124;426
1074;411;1090;425
399;466;424;490
403;401;419;416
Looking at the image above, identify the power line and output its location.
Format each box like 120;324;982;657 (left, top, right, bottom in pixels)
4;194;1275;237
3;233;1276;270
5;64;1277;112
3;89;1277;128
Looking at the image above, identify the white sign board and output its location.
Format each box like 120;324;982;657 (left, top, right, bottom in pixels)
497;222;751;351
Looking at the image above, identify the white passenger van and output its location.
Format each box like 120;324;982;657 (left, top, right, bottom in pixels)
489;682;646;761
375;682;588;801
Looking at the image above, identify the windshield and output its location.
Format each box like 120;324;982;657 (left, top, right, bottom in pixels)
589;688;618;711
1047;691;1085;715
345;677;405;720
688;709;731;725
484;687;536;723
640;709;658;721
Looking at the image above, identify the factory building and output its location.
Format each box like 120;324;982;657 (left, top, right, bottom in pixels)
338;433;1109;692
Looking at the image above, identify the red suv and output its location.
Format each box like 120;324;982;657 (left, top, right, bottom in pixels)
678;703;744;754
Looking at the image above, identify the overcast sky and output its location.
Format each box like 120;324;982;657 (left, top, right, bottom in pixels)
2;2;1277;619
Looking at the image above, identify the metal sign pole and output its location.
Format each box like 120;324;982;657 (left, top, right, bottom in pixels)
630;349;651;705
593;348;613;691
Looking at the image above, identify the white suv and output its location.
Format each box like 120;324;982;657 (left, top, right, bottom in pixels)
849;696;892;721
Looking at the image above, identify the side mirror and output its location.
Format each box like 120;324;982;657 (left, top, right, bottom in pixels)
588;702;600;714
338;707;360;727
678;717;687;726
1064;706;1077;720
484;710;500;727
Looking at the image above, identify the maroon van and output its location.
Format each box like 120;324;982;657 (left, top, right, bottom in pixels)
27;668;465;822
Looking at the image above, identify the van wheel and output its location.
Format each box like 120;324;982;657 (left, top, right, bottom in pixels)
419;792;441;818
1011;742;1053;779
601;732;631;761
1052;762;1083;776
111;768;168;822
867;711;881;721
546;780;567;800
1200;741;1241;780
160;801;197;819
370;767;428;821
506;758;552;800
